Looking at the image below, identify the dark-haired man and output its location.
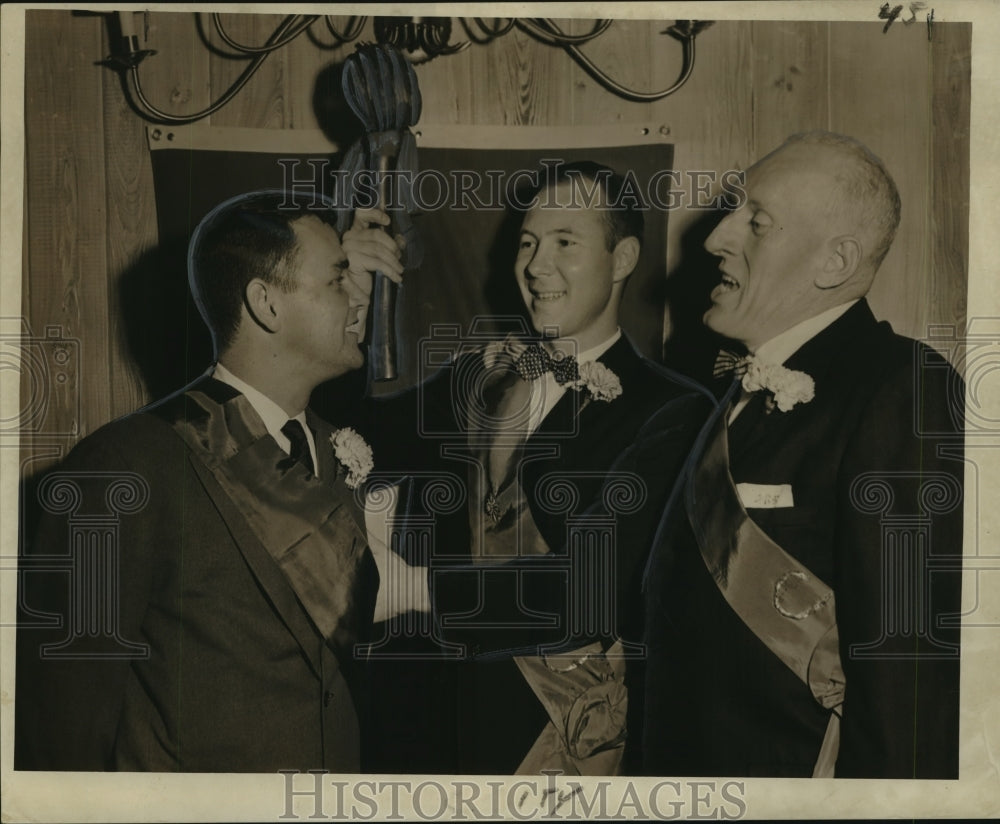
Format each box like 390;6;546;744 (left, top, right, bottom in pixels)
362;162;713;775
638;132;964;778
16;193;406;772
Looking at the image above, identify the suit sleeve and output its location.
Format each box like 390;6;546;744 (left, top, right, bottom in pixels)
356;366;456;478
833;348;964;778
16;425;161;770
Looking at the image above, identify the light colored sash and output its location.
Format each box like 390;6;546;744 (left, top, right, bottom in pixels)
514;641;627;776
685;402;845;777
164;387;374;658
462;359;625;774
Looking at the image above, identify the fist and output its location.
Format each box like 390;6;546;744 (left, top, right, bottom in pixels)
341;208;407;294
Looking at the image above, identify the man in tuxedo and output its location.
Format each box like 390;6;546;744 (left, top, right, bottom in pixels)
15;192;407;771
361;162;713;775
638;132;964;777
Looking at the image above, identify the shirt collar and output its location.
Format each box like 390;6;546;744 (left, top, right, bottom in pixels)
554;328;621;366
212;363;307;437
753;301;858;366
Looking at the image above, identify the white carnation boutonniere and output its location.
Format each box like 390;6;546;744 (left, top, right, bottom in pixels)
741;357;815;413
329;427;374;489
570;361;623;403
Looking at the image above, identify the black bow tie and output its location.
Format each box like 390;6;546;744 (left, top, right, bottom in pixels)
513;344;580;385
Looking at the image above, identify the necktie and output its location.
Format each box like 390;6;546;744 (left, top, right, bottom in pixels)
513;343;580;385
281;418;315;475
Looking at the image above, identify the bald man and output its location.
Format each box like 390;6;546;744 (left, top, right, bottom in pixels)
635;132;964;778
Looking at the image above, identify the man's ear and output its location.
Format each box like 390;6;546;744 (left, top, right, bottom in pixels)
244;278;281;333
611;236;640;283
816;236;862;289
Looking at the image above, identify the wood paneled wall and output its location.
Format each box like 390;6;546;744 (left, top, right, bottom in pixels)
19;11;970;471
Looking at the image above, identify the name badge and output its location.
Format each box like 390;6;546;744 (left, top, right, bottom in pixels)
736;482;794;509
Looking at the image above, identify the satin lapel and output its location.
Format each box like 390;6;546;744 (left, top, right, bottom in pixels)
727;391;772;462
188;453;324;680
529;382;582;442
529;336;642;445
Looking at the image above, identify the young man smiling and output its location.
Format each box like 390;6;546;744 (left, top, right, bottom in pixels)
514;165;639;357
361;161;713;775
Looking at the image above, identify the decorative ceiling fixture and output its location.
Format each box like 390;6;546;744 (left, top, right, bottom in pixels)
102;13;714;125
372;17;469;62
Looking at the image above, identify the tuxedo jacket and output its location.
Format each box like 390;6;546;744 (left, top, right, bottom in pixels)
639;300;964;778
16;377;376;772
358;335;714;774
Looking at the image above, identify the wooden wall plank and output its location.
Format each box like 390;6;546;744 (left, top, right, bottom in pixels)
410;19;468;127
751;21;830;155
23;10;110;463
654;21;755;347
828;20;932;342
285;15;360;132
466;23;572;124
103;20;159;420
930;23;971;342
207;12;288;129
567;18;653;126
111;11;212;406
140;11;212;124
653;21;755;174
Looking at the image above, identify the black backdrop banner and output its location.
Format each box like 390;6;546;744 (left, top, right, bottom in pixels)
148;132;673;407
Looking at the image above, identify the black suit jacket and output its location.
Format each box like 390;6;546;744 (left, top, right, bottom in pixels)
639;300;964;777
16;377;375;772
358;336;714;773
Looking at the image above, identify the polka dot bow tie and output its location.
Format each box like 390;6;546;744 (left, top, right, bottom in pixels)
512;344;581;385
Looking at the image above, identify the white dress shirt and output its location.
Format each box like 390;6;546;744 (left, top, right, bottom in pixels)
213;363;320;476
728;301;858;423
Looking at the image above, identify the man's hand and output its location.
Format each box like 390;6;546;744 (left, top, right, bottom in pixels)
341;208;406;292
370;542;430;623
365;482;430;623
341;208;406;343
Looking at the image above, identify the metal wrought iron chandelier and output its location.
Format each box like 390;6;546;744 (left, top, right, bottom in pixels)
102;13;714;125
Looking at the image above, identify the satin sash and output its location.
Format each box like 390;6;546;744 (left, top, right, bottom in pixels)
514;641;627;776
685;401;845;777
163;386;374;658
